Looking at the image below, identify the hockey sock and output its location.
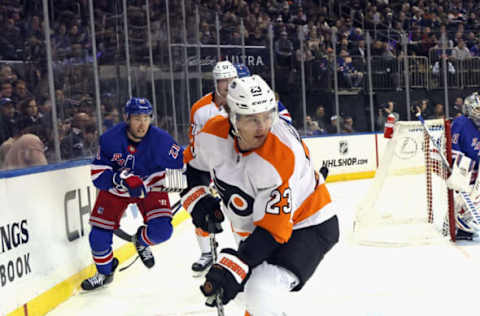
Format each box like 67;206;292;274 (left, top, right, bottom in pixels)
89;227;114;275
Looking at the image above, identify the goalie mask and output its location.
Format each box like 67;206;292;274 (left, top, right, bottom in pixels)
226;75;278;137
463;92;480;126
212;61;238;98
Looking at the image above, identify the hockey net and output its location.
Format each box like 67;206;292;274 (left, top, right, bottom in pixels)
353;119;455;246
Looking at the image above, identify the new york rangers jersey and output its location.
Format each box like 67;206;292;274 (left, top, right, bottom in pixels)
451;115;480;168
91;122;183;197
185;116;336;244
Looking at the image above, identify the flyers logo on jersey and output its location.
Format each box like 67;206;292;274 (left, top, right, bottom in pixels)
213;175;253;217
169;144;181;159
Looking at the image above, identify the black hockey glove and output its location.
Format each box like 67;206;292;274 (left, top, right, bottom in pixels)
200;248;250;306
192;195;224;233
181;185;224;233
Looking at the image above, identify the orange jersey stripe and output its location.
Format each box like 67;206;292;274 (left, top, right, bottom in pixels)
200;115;231;139
254;132;295;183
292;183;332;224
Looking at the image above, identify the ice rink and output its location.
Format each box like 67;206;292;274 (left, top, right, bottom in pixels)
47;179;480;316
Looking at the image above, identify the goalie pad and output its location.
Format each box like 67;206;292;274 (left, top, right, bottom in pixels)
446;153;475;193
454;193;480;233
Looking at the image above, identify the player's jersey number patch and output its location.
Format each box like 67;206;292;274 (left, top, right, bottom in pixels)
266;187;292;215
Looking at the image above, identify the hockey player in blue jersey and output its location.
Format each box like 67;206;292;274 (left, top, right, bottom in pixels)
233;63;292;124
448;92;480;241
81;97;186;290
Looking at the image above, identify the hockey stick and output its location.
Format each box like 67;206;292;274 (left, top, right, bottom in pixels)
205;216;225;316
417;114;480;227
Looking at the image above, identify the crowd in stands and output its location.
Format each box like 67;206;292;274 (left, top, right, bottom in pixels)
1;0;480;170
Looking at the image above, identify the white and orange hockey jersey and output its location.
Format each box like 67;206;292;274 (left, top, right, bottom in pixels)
188;92;225;142
185;115;336;244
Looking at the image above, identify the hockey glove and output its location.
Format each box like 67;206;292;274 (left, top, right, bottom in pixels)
113;170;147;198
181;185;224;233
200;248;250;306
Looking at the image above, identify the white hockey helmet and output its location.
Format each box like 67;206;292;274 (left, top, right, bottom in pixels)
463;92;480;126
226;75;278;134
212;61;238;97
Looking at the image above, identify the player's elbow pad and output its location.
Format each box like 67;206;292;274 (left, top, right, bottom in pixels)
237;227;281;268
92;169;115;190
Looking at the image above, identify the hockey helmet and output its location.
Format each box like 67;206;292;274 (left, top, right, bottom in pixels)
227;75;278;134
125;97;153;117
233;63;251;78
463;92;480;126
212;61;238;96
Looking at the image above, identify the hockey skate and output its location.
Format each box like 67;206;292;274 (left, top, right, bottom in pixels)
134;226;155;268
192;252;213;277
81;257;119;291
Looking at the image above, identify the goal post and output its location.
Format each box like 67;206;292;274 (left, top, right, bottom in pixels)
353;119;455;246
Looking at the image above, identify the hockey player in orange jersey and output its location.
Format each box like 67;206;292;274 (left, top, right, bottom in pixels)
180;75;339;315
185;60;238;276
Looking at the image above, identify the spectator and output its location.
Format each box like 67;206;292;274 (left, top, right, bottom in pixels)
349;39;366;62
327;115;341;134
17;97;43;132
343;116;355;133
431;103;445;119
415;99;431;118
38;99;53;128
53;23;71;58
12;80;32;104
452;39;472;60
24;15;45;61
314;105;328;134
60;112;91;160
337;49;364;88
453;97;464;117
376;101;399;131
55;88;76;121
1;82;13;99
0;98;17;143
306;30;323;58
1;17;23;59
103;108;121;131
246;28;267;46
432;54;457;86
68;24;86;46
296;41;314;69
275;31;294;69
0;65;18;84
2;129;47;170
82;121;98;157
199;22;215;44
302;115;322;136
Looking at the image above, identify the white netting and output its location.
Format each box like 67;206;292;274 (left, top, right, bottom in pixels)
353;119;454;246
